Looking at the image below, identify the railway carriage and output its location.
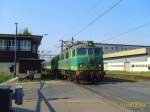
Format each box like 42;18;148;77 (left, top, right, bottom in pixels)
51;41;105;83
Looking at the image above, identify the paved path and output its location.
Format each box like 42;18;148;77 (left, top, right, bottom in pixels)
12;80;131;112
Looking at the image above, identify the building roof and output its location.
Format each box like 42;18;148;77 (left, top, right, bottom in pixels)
0;34;43;43
95;43;150;48
103;48;147;59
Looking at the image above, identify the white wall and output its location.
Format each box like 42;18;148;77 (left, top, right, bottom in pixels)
106;62;124;71
130;61;150;72
104;56;150;72
0;63;19;75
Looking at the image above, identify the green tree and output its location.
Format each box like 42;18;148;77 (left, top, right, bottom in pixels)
19;27;32;35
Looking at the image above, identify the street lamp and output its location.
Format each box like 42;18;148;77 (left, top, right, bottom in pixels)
14;22;18;77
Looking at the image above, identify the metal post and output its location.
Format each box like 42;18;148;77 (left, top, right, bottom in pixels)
61;40;63;52
59;40;63;52
71;37;74;45
14;22;18;77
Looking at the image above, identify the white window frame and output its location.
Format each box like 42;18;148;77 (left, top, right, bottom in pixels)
20;40;31;51
7;40;15;51
0;40;7;50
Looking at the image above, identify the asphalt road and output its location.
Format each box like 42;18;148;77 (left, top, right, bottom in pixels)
13;80;131;112
81;77;150;112
12;77;150;112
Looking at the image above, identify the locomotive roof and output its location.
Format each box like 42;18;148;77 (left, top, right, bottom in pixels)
71;44;95;48
61;44;100;53
52;43;101;60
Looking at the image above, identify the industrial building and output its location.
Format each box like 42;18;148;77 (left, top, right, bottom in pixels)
96;43;150;54
103;48;150;72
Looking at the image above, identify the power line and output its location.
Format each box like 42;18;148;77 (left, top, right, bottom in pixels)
72;0;123;38
102;22;150;42
60;0;103;40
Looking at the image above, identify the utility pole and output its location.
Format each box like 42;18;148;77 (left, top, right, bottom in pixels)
14;22;18;77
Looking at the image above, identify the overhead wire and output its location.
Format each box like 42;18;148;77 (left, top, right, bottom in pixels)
60;0;103;40
102;21;150;42
72;0;123;38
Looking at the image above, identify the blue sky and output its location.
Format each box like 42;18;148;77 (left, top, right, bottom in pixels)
0;0;150;54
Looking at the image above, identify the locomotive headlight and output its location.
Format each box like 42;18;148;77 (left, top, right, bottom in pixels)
79;64;85;68
98;64;102;67
79;64;84;68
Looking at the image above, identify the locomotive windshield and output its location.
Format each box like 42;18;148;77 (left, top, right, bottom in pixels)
88;48;93;55
77;48;101;55
94;48;101;55
88;48;101;55
77;48;87;55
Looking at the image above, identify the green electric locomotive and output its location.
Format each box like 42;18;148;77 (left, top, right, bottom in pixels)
51;41;105;83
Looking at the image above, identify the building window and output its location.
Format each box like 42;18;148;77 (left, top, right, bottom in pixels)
105;47;108;50
32;44;36;53
20;40;31;51
111;47;114;50
7;40;15;51
0;40;7;50
115;46;118;50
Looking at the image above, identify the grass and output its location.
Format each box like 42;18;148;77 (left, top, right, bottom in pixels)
106;71;150;77
0;74;11;83
106;71;150;81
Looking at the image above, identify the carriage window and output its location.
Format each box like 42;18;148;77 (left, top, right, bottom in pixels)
66;52;69;58
94;48;100;55
72;49;75;57
88;48;93;55
77;48;87;55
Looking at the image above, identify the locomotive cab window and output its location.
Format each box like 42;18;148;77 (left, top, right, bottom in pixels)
88;48;93;55
77;48;87;55
66;52;69;58
94;48;100;55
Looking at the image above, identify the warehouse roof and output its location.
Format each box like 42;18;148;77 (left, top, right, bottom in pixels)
95;43;150;48
103;48;147;59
